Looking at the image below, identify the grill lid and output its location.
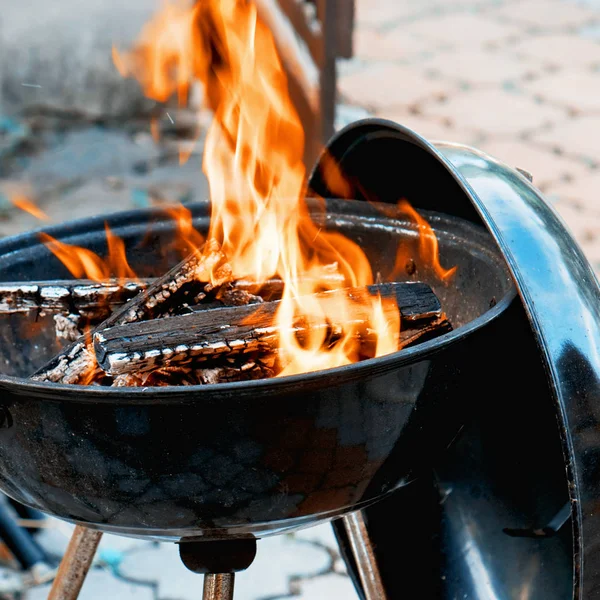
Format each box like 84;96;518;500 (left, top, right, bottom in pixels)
310;118;600;599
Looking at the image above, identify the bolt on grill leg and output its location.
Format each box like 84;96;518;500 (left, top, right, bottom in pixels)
48;525;102;600
203;573;235;600
342;511;387;600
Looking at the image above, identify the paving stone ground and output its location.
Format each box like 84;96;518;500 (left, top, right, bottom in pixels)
22;522;351;600
340;0;600;273
5;0;600;598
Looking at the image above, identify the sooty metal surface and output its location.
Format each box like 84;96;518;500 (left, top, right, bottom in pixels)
0;199;515;539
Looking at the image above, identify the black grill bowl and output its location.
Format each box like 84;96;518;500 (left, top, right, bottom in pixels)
0;199;514;540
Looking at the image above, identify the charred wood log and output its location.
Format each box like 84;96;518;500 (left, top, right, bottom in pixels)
0;280;149;317
95;282;448;376
110;353;277;386
0;268;344;316
31;240;233;384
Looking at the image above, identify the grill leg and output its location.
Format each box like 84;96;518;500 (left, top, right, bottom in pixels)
203;573;235;600
342;511;387;600
48;525;102;600
180;537;256;600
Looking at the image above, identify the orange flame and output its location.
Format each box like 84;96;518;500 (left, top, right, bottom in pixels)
9;193;50;221
112;0;455;377
317;151;352;199
150;117;160;142
111;1;205;106
80;326;100;386
372;293;401;358
104;223;138;280
40;224;138;282
40;233;109;281
397;200;457;281
163;204;205;255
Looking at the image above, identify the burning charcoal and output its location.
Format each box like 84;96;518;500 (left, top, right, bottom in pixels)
94;282;448;376
231;266;345;302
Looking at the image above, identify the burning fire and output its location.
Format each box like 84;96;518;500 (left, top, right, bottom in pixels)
112;0;382;375
32;0;455;379
163;204;205;254
110;0;456;376
40;223;137;282
397;201;457;281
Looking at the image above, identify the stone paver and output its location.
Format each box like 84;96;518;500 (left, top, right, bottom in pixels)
420;88;568;136
339;63;452;110
295;522;349;575
291;573;358;599
119;533;333;600
477;139;589;188
26;568;154;600
488;0;600;29
512;33;600;67
546;200;600;266
295;522;339;547
34;519;152;572
421;48;545;87
355;0;433;30
31;521;76;560
548;172;600;215
523;69;600;112
353;29;441;63
405;13;523;47
532;116;600;161
374;109;483;145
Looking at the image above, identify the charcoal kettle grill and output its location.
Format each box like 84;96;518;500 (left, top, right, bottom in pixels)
0;118;595;599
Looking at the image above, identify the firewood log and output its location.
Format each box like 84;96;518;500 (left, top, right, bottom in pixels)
94;282;448;376
31;240;232;384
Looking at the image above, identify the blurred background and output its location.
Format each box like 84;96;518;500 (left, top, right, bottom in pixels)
2;0;599;272
0;0;599;597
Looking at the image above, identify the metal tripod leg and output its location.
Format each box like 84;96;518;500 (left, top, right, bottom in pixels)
342;511;387;600
48;525;103;600
203;573;235;600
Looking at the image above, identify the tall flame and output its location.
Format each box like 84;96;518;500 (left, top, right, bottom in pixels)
112;0;455;376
